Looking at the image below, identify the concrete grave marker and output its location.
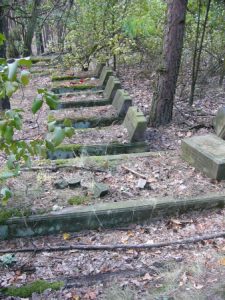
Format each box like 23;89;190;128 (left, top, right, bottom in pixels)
181;134;225;180
214;106;225;139
99;66;113;87
95;63;105;78
124;106;147;142
112;89;132;116
103;76;121;100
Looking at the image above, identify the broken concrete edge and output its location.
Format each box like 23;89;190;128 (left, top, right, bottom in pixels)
99;66;113;87
56;98;111;109
1;193;225;239
51;64;105;82
123;106;147;142
51;85;98;94
34;151;166;169
57;90;104;97
47;141;148;159
53;115;123;129
112;89;132;116
103;76;121;100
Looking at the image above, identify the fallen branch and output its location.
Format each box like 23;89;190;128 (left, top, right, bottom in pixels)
121;165;147;179
0;231;224;254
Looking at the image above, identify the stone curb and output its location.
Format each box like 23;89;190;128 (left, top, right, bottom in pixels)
1;193;225;239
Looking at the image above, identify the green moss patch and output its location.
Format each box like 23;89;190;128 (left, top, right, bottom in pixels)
52;75;80;81
68;195;90;205
0;208;48;225
1;280;64;298
31;57;52;64
51;84;97;94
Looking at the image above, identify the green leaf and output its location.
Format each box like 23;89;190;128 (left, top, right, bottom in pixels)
13;115;23;130
51;127;65;146
8;60;18;81
0;170;17;180
64;127;74;138
32;97;43;114
20;70;30;85
0;33;5;46
5;81;19;97
4;126;14;143
7;155;16;169
45;140;55;151
45;95;58;110
0;58;6;64
63;118;72;127
37;88;47;94
17;57;32;68
48;120;57;132
1;187;12;204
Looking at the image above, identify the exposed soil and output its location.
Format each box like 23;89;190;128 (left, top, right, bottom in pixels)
0;62;225;299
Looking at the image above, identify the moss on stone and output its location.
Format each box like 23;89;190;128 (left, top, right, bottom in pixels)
31;57;52;64
52;84;96;94
68;195;89;205
55;143;82;152
52;75;79;81
0;208;48;225
1;280;64;297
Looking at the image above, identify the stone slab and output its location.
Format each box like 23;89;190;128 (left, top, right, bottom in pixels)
1;193;225;239
112;89;132;116
123;107;147;142
214;106;225;139
103;76;121;100
99;66;113;87
181;134;225;179
95;63;105;78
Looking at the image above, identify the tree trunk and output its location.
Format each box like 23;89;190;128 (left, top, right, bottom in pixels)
0;2;10;110
149;0;188;127
36;31;44;55
23;0;40;56
189;0;212;105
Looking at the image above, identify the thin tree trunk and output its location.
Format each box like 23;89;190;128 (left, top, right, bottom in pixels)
149;0;188;127
189;0;212;105
0;2;10;110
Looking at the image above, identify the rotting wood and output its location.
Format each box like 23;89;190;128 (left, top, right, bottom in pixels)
0;231;224;254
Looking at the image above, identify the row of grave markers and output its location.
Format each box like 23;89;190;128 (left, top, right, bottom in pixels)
45;63;148;159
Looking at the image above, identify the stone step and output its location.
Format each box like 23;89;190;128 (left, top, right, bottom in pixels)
181;134;225;179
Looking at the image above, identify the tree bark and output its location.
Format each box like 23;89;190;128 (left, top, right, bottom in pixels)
149;0;188;127
23;0;41;56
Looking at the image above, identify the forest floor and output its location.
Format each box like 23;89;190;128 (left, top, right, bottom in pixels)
0;62;225;299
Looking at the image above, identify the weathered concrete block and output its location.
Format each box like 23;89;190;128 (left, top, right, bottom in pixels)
112;89;132;116
214;106;225;139
123;107;147;142
99;66;113;87
103;76;121;100
181;134;225;180
95;63;105;78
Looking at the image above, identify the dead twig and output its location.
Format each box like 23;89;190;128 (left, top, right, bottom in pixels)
121;165;147;179
0;231;224;254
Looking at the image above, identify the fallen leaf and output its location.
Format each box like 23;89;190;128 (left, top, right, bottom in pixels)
219;257;225;266
63;233;71;241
